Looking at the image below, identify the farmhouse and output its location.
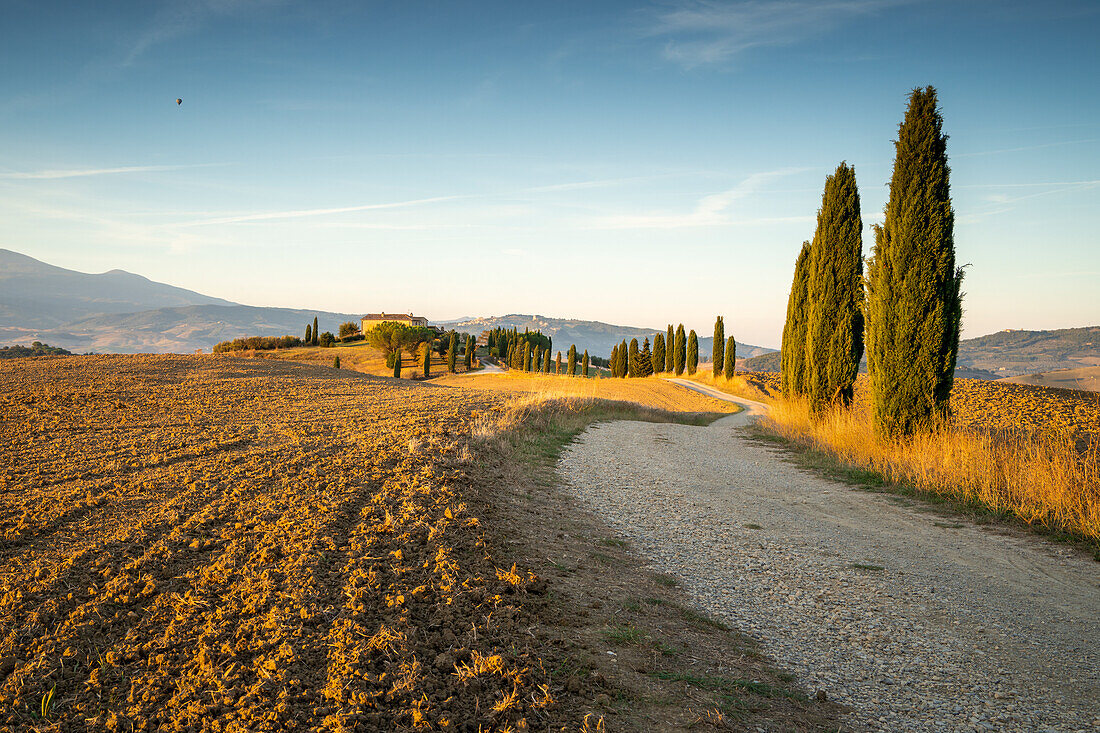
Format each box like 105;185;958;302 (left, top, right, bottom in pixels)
360;312;429;333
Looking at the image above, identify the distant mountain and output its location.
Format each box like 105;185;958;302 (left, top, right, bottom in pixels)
0;248;236;327
738;327;1100;378
440;314;776;360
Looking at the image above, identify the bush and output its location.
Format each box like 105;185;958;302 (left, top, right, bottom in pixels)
338;321;360;338
340;333;364;343
333;356;341;369
318;331;336;347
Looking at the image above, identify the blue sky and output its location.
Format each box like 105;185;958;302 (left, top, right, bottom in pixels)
1;0;1097;348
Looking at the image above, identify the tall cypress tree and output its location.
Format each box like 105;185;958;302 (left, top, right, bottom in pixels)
628;338;640;378
805;162;865;412
312;316;319;346
582;350;590;377
567;345;577;376
712;316;724;377
543;347;551;373
421;344;430;378
610;344;619;377
724;336;736;379
652;333;665;375
666;325;674;373
305;324;312;345
619;340;628;378
465;336;474;369
780;242;812;398
523;341;532;372
674;325;686;375
686;330;698;375
868;86;963;437
556;351;562;375
447;332;458;373
640;338;653;377
533;345;541;373
394;350;402;378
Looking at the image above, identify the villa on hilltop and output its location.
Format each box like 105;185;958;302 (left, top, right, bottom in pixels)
360;312;431;333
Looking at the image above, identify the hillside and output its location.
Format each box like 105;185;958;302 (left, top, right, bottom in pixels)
441;314;776;361
0;248;236;327
999;366;1100;393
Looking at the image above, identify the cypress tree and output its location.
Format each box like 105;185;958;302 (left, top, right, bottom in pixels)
724;336;737;379
447;332;458;373
618;340;628;378
394;351;402;378
523;341;532;372
305;324;312;344
686;330;698;375
312;316;319;346
628;338;640;378
465;336;474;369
665;325;674;373
543;347;551;374
567;345;577;376
712;316;724;377
421;343;430;378
674;325;686;375
639;338;653;377
533;345;541;373
610;344;619;377
780;242;812;398
805;162;865;412
582;350;589;377
652;333;665;375
556;351;562;375
868;86;963;437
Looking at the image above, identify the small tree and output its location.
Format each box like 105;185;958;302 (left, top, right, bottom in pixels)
465;336;474;369
393;351;402;378
652;333;665;375
640;338;653;377
674;324;686;375
686;330;698;375
567;345;577;376
333;356;341;369
338;321;359;339
666;325;674;373
556;351;562;375
712;316;725;377
724;336;736;379
312;317;319;346
523;341;532;372
628;338;640;378
447;332;457;372
305;324;312;344
421;342;431;378
582;350;589;377
318;331;336;347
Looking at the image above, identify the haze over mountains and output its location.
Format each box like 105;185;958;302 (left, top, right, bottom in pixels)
2;249;1097;379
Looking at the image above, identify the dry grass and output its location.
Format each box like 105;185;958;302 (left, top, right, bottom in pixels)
761;396;1100;543
434;372;741;416
233;341;474;379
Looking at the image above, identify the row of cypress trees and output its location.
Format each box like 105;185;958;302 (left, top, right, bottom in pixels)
780;86;963;438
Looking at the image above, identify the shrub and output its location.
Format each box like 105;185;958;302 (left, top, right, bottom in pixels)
318;331;336;347
333;356;341;369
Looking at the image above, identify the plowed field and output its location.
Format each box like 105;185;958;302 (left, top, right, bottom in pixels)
0;355;559;731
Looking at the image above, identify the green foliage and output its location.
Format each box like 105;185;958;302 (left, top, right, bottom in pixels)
686;329;698;375
628;338;640;378
365;322;434;358
393;350;402;378
780;242;812;398
333;356;341;369
639;337;653;377
0;341;72;358
617;339;628;378
312;316;319;347
610;343;619;377
556;351;562;375
674;324;686;376
523;341;532;372
805;162;865;413
447;332;458;372
867;86;964;437
652;332;665;374
465;336;474;369
582;350;590;377
214;335;303;353
305;324;312;344
567;344;577;376
318;331;336;347
666;325;674;373
543;347;551;373
724;336;736;379
712;316;724;377
338;321;359;338
421;342;431;378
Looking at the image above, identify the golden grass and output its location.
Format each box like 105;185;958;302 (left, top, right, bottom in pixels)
433;372;741;416
231;341;474;379
762;396;1100;543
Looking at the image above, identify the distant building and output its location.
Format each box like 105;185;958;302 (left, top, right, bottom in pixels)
360;312;429;333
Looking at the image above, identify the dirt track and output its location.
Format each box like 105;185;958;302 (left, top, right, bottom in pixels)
559;381;1100;732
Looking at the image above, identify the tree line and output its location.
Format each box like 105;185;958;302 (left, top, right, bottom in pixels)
780;86;963;438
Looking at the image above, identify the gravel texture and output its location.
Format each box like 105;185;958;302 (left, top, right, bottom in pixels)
558;382;1100;732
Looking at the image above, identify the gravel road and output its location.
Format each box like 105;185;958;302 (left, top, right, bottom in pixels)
558;381;1100;732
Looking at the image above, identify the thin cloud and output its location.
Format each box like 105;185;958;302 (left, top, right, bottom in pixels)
0;164;219;180
172;195;468;227
590;167;809;229
123;0;283;66
645;0;900;67
955;138;1097;158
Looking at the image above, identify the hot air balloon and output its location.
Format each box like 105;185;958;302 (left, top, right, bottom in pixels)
176;98;183;106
